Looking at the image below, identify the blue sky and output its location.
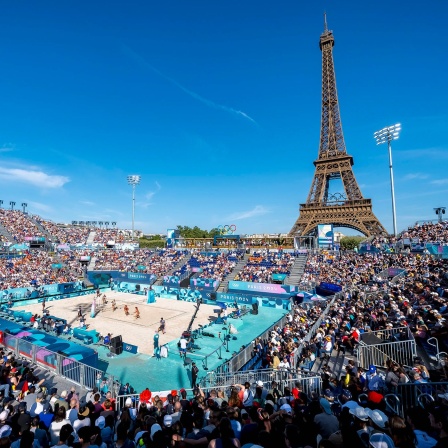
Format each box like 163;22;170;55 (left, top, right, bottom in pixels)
0;1;447;235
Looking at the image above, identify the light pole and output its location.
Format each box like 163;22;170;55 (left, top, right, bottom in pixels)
373;123;401;237
434;207;446;223
9;201;16;211
21;203;28;213
127;175;141;240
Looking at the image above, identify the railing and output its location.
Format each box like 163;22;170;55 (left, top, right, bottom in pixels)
117;375;322;412
396;382;448;415
391;270;408;284
200;367;320;389
1;331;118;396
3;285;101;303
291;291;342;368
360;326;413;343
212;313;292;375
357;338;417;369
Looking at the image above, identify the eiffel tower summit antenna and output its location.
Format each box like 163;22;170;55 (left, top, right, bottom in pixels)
289;18;387;239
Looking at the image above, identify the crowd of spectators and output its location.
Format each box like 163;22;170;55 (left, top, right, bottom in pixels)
0;211;44;243
0;359;448;448
398;221;448;244
94;249;185;277
0;251;79;290
33;219;91;246
187;252;241;282
93;230;131;245
94;250;153;272
234;251;294;283
2;222;448;448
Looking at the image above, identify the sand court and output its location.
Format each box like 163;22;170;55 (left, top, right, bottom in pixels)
13;291;221;355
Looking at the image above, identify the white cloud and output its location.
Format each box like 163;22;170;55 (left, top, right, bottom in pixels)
0;167;69;188
121;44;258;125
403;173;428;180
226;205;270;221
397;147;448;159
431;179;448;185
145;181;162;201
27;201;53;213
136;201;152;209
80;200;95;206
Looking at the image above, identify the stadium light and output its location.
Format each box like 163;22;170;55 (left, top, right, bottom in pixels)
9;201;15;211
434;207;446;223
373;123;401;237
21;203;28;213
127;175;141;240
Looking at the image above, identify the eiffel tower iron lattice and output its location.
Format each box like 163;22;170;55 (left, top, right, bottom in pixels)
289;16;387;238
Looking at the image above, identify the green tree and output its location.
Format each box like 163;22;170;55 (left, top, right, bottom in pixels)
176;225;218;238
340;236;365;250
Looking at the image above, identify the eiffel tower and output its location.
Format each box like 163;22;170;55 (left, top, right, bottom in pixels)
289;16;387;238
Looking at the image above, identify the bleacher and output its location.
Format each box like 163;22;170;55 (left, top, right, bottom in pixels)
234;251;294;283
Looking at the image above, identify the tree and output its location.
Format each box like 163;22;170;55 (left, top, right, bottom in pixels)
176;225;219;238
340;236;365;250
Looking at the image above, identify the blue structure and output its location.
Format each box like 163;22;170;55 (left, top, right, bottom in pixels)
0;318;98;368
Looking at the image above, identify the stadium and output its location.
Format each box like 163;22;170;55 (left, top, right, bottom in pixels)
1;4;448;448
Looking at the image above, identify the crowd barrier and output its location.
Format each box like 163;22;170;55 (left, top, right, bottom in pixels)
291;292;342;369
115;374;322;413
200;367;321;391
213;313;292;375
1;282;86;302
357;326;417;369
1;331;118;395
395;381;448;416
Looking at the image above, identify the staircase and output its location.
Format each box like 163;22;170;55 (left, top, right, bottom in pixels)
0;223;14;243
153;253;192;286
217;253;249;292
27;215;56;243
86;231;96;244
284;253;308;285
87;257;97;271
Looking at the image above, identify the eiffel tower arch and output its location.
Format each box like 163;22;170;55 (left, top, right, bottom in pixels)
289;16;387;238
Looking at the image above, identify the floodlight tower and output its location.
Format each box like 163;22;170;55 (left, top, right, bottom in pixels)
373;123;401;237
434;207;446;223
127;175;141;240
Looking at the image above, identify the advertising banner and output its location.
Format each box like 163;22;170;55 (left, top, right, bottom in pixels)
88;271;157;286
216;292;255;305
227;281;299;298
122;342;138;354
317;224;334;248
271;274;287;283
166;229;175;248
163;275;181;286
190;277;219;291
152;285;202;302
216;292;291;310
148;286;291;309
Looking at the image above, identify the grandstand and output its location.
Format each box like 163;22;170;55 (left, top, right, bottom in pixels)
0;210;448;447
